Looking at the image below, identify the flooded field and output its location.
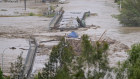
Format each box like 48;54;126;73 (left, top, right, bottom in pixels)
0;1;52;74
0;38;28;74
0;16;51;34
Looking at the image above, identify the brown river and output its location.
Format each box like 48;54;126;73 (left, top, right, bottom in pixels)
60;0;140;47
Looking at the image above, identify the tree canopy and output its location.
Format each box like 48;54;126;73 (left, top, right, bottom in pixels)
116;44;140;79
118;0;140;26
34;35;111;79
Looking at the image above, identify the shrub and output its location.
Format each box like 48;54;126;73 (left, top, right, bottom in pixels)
29;12;35;16
116;44;140;79
118;0;140;26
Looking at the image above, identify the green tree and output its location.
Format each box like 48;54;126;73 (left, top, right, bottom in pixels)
56;37;74;65
116;43;140;79
127;44;140;79
0;68;10;79
81;34;94;78
81;35;109;79
118;0;140;26
0;68;4;79
73;69;85;79
54;64;71;79
114;0;120;3
10;53;23;79
34;72;44;79
36;35;110;79
81;35;94;63
41;37;74;79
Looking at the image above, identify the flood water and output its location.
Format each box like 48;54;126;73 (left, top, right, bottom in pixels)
60;0;140;47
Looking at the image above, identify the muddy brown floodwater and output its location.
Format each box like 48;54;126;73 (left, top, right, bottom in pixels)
60;0;140;47
0;0;140;76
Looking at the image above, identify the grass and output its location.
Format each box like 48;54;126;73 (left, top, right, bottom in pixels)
29;12;35;16
46;13;55;17
0;12;54;17
36;14;43;16
0;15;19;17
0;9;7;11
0;12;46;17
28;12;45;17
111;14;119;19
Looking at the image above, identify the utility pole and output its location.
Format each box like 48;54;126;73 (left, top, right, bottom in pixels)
24;0;26;10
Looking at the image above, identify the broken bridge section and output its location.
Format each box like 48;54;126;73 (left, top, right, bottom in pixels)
19;38;38;79
49;7;64;30
49;9;90;31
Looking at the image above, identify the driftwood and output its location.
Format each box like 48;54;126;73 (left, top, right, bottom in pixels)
66;36;129;55
98;30;107;41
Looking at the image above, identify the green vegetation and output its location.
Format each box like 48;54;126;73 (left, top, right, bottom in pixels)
0;9;7;11
0;16;19;17
0;68;10;79
118;0;140;26
35;37;74;79
28;12;55;17
36;14;43;17
35;35;111;79
54;64;71;79
116;44;140;79
28;6;56;17
46;13;55;17
3;35;140;79
10;53;23;79
29;12;35;16
80;35;110;78
114;0;121;5
50;6;55;11
0;54;23;79
0;68;4;79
